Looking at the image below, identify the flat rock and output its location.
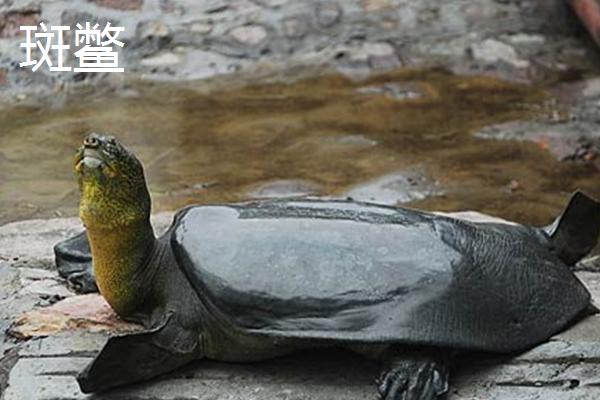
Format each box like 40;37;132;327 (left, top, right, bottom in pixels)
344;167;443;205
248;179;321;199
475;121;599;162
0;213;174;270
320;134;378;147
0;217;83;269
470;39;530;69
355;81;428;100
9;294;140;340
229;25;268;46
140;52;182;67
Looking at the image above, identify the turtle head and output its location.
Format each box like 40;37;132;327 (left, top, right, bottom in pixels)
75;133;150;229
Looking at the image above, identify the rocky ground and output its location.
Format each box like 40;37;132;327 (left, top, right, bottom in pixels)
1;0;600;102
2;213;600;399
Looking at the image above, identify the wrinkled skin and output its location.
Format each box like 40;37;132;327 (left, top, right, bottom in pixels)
56;133;600;399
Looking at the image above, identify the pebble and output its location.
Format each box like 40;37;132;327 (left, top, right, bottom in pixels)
230;25;268;46
140;52;182;67
471;39;530;69
316;1;342;28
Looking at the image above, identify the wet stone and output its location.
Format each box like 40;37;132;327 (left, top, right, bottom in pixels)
356;82;426;100
344;167;443;205
321;134;377;147
506;33;547;45
475;121;600;162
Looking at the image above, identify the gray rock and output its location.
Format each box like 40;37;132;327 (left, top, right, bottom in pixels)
187;20;214;34
140;52;182;67
0;217;84;269
475;121;600;162
356;82;426;99
253;0;290;7
230;25;269;46
344;167;443;205
470;39;530;69
316;1;342;28
137;21;170;39
321;134;377;147
281;15;310;39
0;213;174;271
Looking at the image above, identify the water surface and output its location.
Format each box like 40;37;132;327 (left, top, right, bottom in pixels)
1;68;597;226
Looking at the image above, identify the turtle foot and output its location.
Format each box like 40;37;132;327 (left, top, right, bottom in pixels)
66;270;98;293
54;231;98;293
377;355;449;400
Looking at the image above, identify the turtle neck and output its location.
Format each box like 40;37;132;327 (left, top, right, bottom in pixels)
85;218;157;317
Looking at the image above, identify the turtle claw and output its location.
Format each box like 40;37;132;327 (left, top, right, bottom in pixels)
66;270;98;294
377;356;449;400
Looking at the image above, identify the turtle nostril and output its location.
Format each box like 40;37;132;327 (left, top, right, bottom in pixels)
83;136;99;148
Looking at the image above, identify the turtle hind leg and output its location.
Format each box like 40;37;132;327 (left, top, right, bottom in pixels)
54;230;97;293
377;350;450;400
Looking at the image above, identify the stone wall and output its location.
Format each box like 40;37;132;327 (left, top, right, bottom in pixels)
0;0;597;100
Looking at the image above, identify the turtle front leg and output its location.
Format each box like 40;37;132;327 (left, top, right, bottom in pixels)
376;349;450;400
77;313;201;393
54;230;97;293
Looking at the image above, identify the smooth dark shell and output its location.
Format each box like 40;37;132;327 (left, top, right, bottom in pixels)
171;200;590;353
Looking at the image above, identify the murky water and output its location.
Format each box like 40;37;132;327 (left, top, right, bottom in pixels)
1;68;598;226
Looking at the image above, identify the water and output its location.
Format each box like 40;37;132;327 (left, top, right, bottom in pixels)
1;68;597;226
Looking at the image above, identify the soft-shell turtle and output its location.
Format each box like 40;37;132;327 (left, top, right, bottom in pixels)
55;133;600;399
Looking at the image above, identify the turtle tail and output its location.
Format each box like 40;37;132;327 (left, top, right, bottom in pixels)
544;190;600;266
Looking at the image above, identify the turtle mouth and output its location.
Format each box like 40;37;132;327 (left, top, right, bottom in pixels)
74;147;118;177
75;148;104;170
